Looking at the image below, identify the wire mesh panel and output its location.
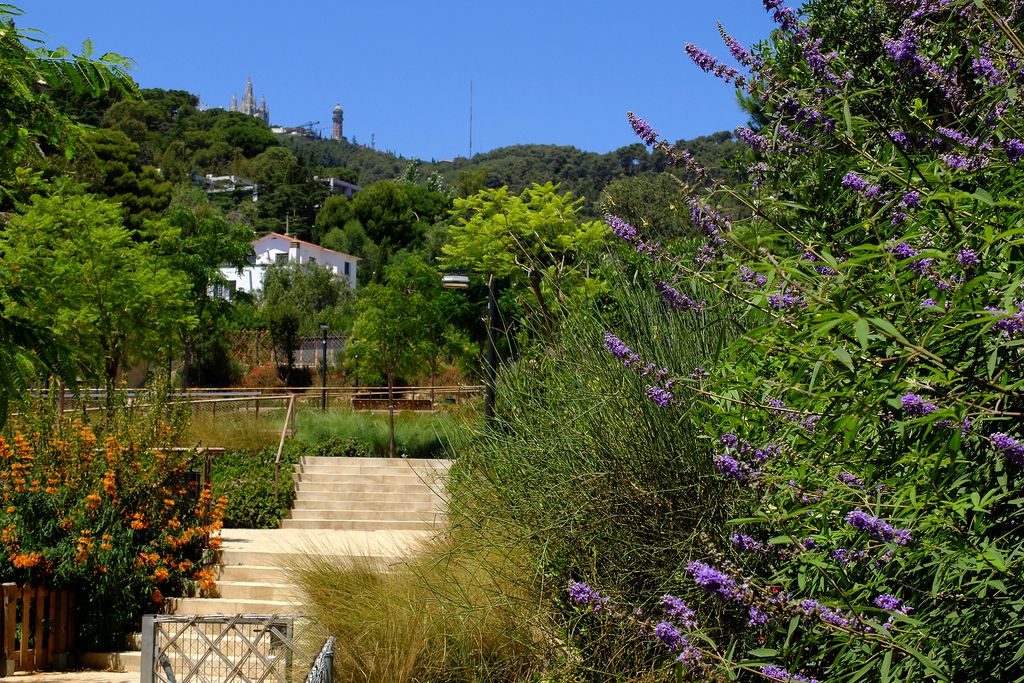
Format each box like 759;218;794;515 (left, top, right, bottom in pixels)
141;614;327;683
303;636;335;683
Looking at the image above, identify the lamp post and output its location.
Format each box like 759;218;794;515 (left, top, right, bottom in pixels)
319;323;329;411
442;272;496;423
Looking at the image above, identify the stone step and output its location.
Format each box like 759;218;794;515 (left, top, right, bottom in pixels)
290;499;443;512
80;650;138;673
294;481;441;494
217;564;291;583
299;456;451;467
217;547;407;567
292;472;445;485
292;464;448;475
292;490;442;503
168;596;296;616
279;518;439;531
285;509;441;523
215;580;302;602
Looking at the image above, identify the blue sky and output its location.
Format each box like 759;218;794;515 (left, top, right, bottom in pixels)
18;1;777;161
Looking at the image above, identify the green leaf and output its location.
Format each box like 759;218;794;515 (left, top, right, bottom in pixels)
747;648;779;657
881;649;893;683
854;317;870;351
831;346;854;372
844;100;853;137
973;188;995;205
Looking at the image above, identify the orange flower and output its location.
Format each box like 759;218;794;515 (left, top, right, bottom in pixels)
11;551;42;569
153;567;169;583
102;470;117;497
193;568;217;594
129;512;147;531
5;506;13;514
151;588;163;604
85;493;102;511
166;518;181;530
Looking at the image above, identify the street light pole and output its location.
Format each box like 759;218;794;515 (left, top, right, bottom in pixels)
319;323;329;411
441;272;496;425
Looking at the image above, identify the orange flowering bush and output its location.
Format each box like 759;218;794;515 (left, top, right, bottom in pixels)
0;409;225;650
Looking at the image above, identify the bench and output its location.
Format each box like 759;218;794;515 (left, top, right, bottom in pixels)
351;398;434;412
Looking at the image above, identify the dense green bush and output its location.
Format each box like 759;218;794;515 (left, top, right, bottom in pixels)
445;272;746;678
1;395;223;650
565;0;1024;681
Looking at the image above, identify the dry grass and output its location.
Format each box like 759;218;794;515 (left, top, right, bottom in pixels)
284;531;550;683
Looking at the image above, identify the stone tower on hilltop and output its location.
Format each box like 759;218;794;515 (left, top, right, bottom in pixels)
332;103;344;141
229;77;270;125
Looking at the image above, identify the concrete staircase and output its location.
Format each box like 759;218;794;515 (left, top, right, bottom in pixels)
93;456;452;673
283;456;451;531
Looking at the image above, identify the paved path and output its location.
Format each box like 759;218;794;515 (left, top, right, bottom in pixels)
5;672;136;682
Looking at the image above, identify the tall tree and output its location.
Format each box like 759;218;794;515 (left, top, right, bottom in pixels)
0;192;193;409
153;204;254;388
442;182;608;339
345;257;443;456
0;5;134;424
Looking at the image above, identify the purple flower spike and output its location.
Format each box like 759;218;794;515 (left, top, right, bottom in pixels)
991;432;1024;466
646;385;674;407
874;593;911;614
845;510;912;545
901;393;939;417
761;664;819;683
660;594;698;628
687;560;742;601
957;247;980;269
842;171;870;192
628;112;659;146
837;472;864;489
656;281;705;314
567;580;609;612
654;620;684;651
1004;139;1024;163
714;454;755;482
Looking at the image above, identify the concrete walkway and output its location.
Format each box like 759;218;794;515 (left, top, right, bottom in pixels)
5;672;136;682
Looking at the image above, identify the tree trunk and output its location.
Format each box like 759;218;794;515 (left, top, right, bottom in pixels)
528;269;554;340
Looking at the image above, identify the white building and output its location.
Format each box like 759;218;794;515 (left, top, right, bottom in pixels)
219;233;359;297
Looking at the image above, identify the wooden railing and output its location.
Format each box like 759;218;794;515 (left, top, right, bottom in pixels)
0;584;75;675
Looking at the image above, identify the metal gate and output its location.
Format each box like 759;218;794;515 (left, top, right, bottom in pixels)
140;614;331;683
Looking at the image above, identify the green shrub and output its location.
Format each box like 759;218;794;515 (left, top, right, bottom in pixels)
210;447;300;528
445;273;745;678
2;395;223;650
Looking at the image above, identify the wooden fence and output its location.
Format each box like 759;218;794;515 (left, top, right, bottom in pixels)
0;583;75;675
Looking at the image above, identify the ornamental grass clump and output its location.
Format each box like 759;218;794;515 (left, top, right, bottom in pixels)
1;399;225;649
571;0;1024;680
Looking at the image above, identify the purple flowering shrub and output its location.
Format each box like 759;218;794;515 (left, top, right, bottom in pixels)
588;0;1024;680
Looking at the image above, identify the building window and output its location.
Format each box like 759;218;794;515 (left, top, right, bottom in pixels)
275;252;288;263
308;257;316;265
344;261;350;275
